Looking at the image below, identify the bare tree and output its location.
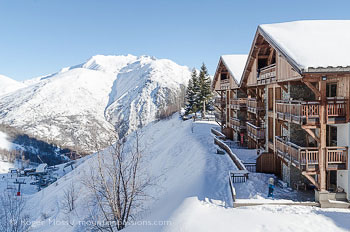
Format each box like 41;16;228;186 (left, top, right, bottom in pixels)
0;190;31;232
61;181;79;214
82;130;151;231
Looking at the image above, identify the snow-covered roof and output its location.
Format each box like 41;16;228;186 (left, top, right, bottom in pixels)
259;20;350;72
220;55;248;83
36;163;48;173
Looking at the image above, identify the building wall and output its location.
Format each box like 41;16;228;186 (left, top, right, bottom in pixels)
335;123;350;200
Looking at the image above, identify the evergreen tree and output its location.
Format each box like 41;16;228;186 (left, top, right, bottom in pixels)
197;63;212;117
185;68;199;115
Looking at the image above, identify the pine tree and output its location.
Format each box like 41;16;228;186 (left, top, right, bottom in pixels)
185;68;199;116
197;63;212;118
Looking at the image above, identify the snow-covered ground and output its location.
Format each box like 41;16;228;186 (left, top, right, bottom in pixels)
0;74;26;97
0;131;15;173
11;115;348;232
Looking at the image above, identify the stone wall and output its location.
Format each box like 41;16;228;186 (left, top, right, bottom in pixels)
282;163;290;185
290;84;315;101
290;123;310;147
290;165;310;189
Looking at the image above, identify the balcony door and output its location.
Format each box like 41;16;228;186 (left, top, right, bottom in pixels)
326;125;337;146
326;83;337;98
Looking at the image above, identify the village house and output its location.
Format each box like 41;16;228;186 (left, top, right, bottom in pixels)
213;20;350;205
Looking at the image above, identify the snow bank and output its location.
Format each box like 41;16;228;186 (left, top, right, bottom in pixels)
0;131;11;150
164;198;350;232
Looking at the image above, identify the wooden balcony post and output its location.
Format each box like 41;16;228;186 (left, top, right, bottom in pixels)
346;100;350;122
319;80;327;191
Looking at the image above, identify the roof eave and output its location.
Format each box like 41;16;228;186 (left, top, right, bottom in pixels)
257;26;304;75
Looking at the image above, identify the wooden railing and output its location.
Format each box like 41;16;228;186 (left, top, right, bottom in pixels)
276;98;347;124
230;117;247;131
220;79;230;90
326;147;348;170
230;98;247;110
257;64;276;85
247;98;264;113
246;122;265;141
326;98;347;123
275;136;348;171
214;97;226;108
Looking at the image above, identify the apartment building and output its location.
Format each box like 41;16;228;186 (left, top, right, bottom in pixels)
213;20;350;202
212;55;248;144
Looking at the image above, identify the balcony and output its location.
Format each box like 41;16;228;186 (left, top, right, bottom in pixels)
215;112;226;123
246;122;265;141
276;98;347;125
257;64;276;85
230;117;247;131
214;97;226;108
220;79;230;90
275;136;348;171
247;98;264;114
230;98;247;110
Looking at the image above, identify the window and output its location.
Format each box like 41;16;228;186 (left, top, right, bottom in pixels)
221;73;228;80
326;83;337;97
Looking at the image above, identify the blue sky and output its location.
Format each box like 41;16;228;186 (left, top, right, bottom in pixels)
1;0;350;81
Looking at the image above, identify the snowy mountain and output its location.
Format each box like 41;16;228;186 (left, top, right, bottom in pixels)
0;55;191;153
0;74;26;96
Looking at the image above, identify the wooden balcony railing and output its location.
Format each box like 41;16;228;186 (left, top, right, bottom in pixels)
247;98;264;114
246;122;265;141
326;147;348;170
257;64;276;85
230;117;247;131
230;98;247;110
220;79;230;90
214;97;226;108
275;136;348;171
276;98;347;125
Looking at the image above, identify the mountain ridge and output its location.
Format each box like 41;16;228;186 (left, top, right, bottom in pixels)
0;54;191;153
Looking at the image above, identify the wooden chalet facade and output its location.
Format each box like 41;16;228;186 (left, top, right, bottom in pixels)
212;55;248;145
213;20;350;202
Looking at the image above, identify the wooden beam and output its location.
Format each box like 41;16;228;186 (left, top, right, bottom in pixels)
302;125;318;129
319;80;327;191
304;128;320;144
258;55;269;59
255;44;270;49
302;172;320;190
302;76;320;82
278;83;288;93
267;48;274;65
302;81;321;98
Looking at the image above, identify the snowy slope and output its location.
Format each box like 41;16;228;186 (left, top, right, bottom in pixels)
26;115;233;231
0;74;26;96
0;55;191;152
106;56;190;137
25;116;350;232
